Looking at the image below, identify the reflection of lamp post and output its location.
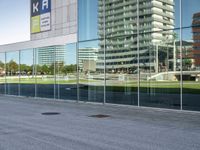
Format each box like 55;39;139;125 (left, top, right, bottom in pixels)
155;44;159;73
166;45;169;72
173;40;176;71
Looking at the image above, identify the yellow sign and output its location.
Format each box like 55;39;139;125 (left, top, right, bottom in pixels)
31;15;40;33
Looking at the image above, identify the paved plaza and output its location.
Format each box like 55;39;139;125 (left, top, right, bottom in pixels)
0;96;200;150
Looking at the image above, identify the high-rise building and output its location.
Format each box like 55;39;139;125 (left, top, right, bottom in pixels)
97;0;175;72
192;12;200;69
78;48;98;72
37;45;65;66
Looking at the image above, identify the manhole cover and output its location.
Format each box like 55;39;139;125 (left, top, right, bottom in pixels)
89;114;110;118
41;112;60;115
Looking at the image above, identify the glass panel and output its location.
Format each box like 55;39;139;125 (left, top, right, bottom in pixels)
78;0;98;41
174;0;180;29
20;49;34;97
138;0;181;109
55;43;77;100
102;0;138;105
104;35;138;105
182;0;200;28
182;27;200;111
140;29;180;109
6;51;19;95
78;40;104;102
0;53;5;94
35;46;56;98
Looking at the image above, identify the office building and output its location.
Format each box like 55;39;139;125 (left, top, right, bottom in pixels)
37;45;65;66
78;47;98;72
0;0;199;111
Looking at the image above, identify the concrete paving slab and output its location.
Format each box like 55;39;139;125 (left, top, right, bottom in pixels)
0;95;200;150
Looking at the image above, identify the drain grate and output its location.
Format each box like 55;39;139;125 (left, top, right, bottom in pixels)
89;114;110;118
41;112;60;115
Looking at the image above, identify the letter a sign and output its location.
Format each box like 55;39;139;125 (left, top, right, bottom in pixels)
31;0;51;33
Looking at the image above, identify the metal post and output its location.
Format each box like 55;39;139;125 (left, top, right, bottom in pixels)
103;0;106;105
4;53;7;95
180;0;183;110
57;50;60;100
34;48;37;98
54;48;56;100
32;49;35;98
137;0;140;107
18;51;21;96
76;0;79;103
76;43;79;103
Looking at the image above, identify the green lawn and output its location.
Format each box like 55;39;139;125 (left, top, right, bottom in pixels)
0;78;92;84
0;77;199;94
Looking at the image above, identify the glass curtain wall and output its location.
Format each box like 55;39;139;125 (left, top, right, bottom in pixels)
139;0;181;109
55;43;77;100
78;0;104;102
78;40;104;102
182;0;200;111
6;51;19;95
0;53;5;94
0;0;200;112
35;47;55;98
103;0;138;105
139;29;181;109
20;49;34;97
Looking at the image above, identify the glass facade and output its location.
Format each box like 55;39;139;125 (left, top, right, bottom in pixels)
6;51;20;96
0;53;5;94
0;0;200;111
20;49;34;97
56;43;77;101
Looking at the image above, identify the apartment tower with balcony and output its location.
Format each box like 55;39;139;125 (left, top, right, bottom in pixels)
97;0;175;73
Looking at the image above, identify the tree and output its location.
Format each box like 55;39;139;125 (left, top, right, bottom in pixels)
0;61;4;68
183;59;192;70
20;64;33;74
41;65;49;74
61;64;77;74
7;60;18;75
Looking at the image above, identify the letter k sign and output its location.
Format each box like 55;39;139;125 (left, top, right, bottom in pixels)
31;0;40;17
33;2;39;13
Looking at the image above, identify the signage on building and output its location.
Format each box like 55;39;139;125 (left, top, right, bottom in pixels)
31;0;51;33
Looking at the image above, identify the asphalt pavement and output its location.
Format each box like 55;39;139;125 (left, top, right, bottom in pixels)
0;95;200;150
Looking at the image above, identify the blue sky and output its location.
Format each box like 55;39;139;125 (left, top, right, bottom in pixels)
0;0;30;45
0;0;200;45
